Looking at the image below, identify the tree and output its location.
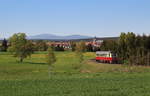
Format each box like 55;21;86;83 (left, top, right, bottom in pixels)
75;41;86;52
75;42;84;63
35;40;48;51
118;32;128;60
142;34;150;51
46;47;56;75
100;40;118;53
76;51;84;63
1;38;8;52
147;35;150;51
126;32;136;58
86;44;93;52
23;40;34;58
70;41;76;51
8;33;34;62
73;42;84;70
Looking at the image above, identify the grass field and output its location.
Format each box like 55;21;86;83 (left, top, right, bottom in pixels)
0;52;150;96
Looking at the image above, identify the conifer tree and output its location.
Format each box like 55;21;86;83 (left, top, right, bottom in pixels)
1;38;8;52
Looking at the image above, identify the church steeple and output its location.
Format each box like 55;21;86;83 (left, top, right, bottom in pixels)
93;36;97;43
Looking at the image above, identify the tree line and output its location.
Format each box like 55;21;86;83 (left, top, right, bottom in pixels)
100;32;150;65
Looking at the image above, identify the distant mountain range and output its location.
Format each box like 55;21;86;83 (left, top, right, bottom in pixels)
27;34;92;40
0;34;119;41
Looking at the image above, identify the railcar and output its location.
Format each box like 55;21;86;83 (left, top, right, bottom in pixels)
96;51;119;64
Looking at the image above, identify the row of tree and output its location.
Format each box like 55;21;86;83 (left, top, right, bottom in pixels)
0;39;65;52
100;32;150;65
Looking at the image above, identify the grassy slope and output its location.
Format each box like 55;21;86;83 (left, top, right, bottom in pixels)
0;52;150;96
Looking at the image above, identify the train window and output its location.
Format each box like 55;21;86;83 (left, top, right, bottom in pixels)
96;54;99;56
96;51;117;58
97;54;108;57
111;53;116;57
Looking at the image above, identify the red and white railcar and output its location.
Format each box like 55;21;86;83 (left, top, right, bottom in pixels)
95;51;119;64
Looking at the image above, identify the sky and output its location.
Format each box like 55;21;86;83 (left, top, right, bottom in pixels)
0;0;150;38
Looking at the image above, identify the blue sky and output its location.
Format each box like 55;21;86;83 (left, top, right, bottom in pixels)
0;0;150;38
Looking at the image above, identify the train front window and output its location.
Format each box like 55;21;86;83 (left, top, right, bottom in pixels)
97;54;108;57
111;53;117;57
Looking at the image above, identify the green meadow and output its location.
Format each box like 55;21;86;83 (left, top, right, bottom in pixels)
0;52;150;96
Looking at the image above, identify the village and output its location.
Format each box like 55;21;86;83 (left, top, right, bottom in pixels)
0;37;104;51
